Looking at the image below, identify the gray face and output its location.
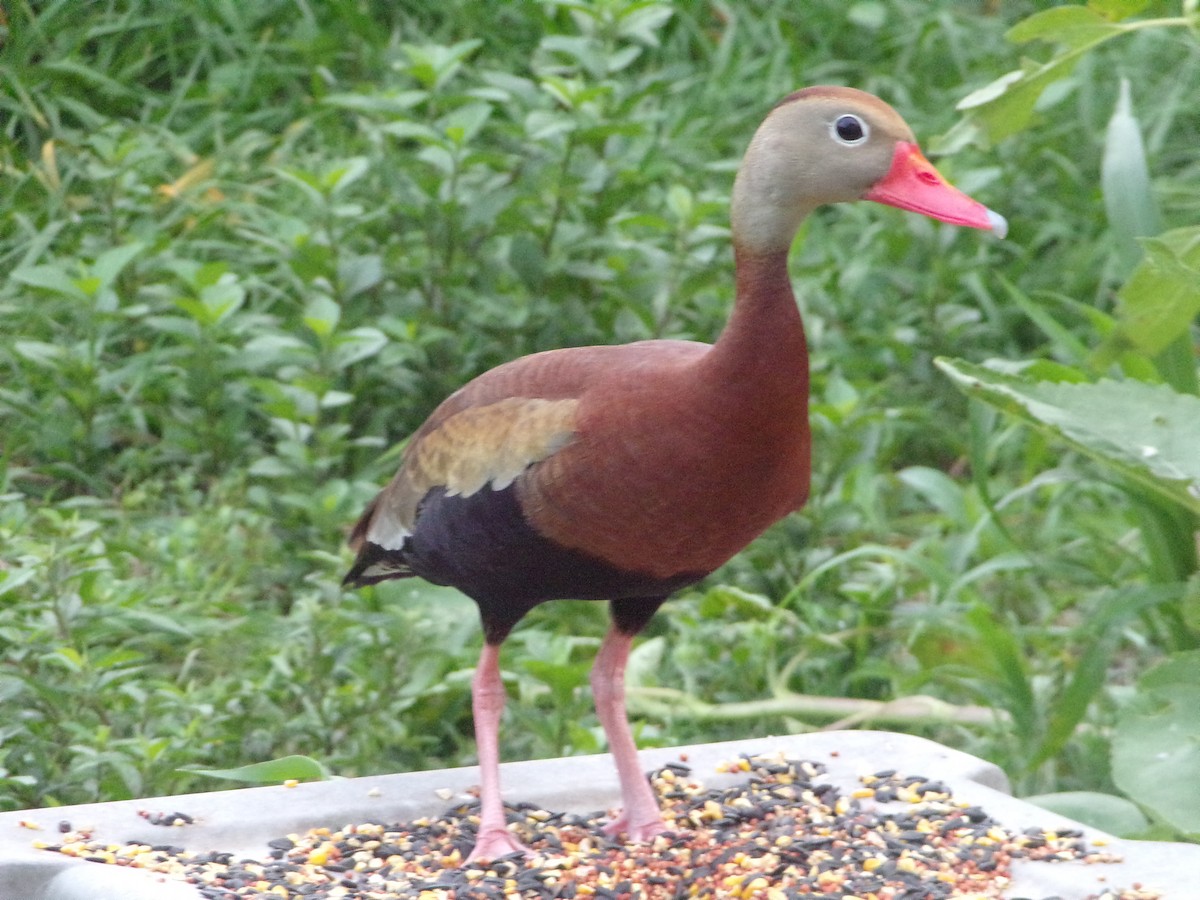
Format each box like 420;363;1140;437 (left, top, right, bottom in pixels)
730;87;916;253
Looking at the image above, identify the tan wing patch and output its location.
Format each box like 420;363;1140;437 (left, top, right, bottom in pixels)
365;397;578;550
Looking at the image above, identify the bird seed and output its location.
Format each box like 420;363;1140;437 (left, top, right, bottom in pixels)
36;753;1155;900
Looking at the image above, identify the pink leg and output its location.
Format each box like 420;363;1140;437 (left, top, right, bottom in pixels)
465;642;531;863
590;626;670;841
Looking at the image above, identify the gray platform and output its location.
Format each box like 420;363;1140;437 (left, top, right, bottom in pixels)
1;731;1195;898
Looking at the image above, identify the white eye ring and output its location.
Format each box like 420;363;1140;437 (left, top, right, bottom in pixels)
831;113;869;146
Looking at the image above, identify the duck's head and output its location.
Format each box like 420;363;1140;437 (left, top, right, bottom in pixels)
732;86;1007;254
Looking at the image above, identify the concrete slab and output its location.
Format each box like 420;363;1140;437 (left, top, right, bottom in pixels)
0;731;1194;898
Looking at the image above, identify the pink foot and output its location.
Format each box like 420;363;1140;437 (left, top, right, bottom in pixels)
465;827;532;864
600;811;673;842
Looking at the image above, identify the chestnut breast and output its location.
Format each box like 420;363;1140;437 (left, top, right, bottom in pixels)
514;340;811;580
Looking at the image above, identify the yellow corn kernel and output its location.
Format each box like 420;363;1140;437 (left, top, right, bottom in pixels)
308;842;333;865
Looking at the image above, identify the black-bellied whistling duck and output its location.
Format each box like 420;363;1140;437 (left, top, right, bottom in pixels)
343;86;1005;862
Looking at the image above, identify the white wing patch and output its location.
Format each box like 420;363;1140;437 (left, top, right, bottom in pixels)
365;500;413;552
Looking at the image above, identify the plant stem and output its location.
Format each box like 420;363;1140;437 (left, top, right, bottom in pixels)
629;686;1007;729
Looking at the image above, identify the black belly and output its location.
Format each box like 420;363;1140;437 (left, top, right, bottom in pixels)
355;483;705;643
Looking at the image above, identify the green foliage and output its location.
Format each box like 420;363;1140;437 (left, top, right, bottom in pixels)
183;756;330;786
0;0;1197;845
936;1;1199;838
1111;652;1200;838
936;361;1200;518
945;3;1199;148
1024;790;1150;838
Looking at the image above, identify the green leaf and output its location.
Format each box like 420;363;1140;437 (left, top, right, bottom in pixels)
898;466;968;526
616;3;674;46
1088;0;1152;21
401;40;482;91
627;636;665;689
338;254;384;299
199;278;246;326
48;647;86;672
182;755;330;785
1112;651;1200;836
967;605;1037;740
10;265;90;301
1007;6;1122;49
1107;227;1200;360
847;2;888;30
379;121;440;143
997;279;1092;364
955;60;1081;144
274;167;326;205
1184;575;1200;633
304;295;342;338
331;327;387;370
1031;634;1116;768
0;566;37;598
698;585;774;620
42;59;139;100
666;184;693;223
247;456;294;478
521;659;591;706
509;233;546;288
936;358;1200;515
1102;78;1161;273
91;242;144;291
954;8;1140;144
321;157;369;196
321;90;428;115
1024;791;1150;837
13;340;67;368
441;102;493;145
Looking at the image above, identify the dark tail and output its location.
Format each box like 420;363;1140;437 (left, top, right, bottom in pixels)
342;494;414;587
342;540;415;587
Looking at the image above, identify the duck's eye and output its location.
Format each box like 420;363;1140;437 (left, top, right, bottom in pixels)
833;114;868;145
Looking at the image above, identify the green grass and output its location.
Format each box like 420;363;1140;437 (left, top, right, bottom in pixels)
2;0;1199;839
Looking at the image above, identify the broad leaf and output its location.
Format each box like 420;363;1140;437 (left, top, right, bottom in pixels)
1007;6;1124;49
955;60;1080;144
321;90;428;115
182;755;330;785
1101;79;1161;272
91;242;144;290
1024;791;1150;837
1112;651;1200;837
1088;0;1152;21
1110;227;1200;360
303;295;342;338
10;265;90;302
338;253;384;299
331;327;388;370
936;359;1200;515
13;340;67;368
953;7;1191;145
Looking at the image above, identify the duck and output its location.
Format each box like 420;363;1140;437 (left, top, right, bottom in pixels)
343;85;1006;862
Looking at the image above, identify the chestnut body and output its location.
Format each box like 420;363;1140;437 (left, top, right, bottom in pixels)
343;86;1004;862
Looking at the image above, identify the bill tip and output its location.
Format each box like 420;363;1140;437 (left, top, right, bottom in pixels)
985;208;1008;240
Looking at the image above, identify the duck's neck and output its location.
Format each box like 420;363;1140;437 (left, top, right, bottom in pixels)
701;243;809;412
696;140;813;414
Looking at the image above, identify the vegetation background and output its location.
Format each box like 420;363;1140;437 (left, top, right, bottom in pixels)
2;0;1198;840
